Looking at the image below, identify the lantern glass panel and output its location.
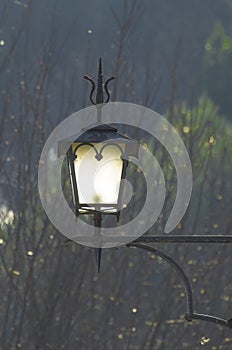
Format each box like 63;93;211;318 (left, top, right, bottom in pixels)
71;142;125;209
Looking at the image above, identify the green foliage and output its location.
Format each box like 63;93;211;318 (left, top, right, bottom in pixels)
172;95;232;232
204;22;232;118
205;23;232;64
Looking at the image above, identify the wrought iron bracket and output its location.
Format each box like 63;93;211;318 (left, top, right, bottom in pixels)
65;234;232;328
135;235;232;243
126;242;232;329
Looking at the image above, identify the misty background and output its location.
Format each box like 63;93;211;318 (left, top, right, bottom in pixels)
0;1;232;349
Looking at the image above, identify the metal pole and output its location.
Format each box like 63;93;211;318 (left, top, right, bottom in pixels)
93;211;102;272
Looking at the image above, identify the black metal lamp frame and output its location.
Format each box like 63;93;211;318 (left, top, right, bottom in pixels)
67;140;128;216
65;58;232;329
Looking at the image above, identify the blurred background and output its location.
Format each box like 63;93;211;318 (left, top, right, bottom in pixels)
0;0;232;349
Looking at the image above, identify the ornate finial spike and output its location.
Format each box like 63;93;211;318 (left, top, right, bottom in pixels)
96;57;104;104
98;57;102;77
84;58;115;105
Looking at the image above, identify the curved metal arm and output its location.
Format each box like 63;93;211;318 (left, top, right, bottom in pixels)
104;76;116;103
127;242;232;329
84;75;96;105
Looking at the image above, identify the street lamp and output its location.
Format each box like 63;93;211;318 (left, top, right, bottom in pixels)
60;58;138;270
62;58;232;329
63;124;137;217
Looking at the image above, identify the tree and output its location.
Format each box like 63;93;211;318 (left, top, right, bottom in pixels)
204;22;232;119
